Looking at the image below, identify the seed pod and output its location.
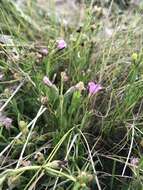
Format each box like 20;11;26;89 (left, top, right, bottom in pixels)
131;53;138;61
18;120;29;136
77;171;93;185
34;152;45;164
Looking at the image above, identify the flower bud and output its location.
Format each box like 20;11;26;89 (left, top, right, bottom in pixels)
61;72;69;82
43;76;53;87
19;120;29;136
77;171;93;185
75;81;85;92
57;39;67;50
39;48;48;56
131;53;138;61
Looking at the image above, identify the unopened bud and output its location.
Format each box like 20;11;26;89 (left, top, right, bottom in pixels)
131;53;138;61
43;76;53;87
75;81;85;92
61;72;69;82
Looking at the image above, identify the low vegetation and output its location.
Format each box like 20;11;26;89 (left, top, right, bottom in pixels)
0;0;143;189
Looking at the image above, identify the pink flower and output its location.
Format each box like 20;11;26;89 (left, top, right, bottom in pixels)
2;117;13;129
130;157;139;166
43;76;53;87
40;48;48;56
88;82;102;96
57;39;67;50
0;115;13;129
61;72;69;82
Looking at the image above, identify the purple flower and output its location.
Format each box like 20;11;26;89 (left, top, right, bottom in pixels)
43;76;53;87
57;39;67;50
39;48;48;56
130;157;139;166
0;115;13;129
88;82;102;96
2;117;13;129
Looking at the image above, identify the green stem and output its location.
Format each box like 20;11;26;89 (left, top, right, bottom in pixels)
60;78;64;127
1;164;76;182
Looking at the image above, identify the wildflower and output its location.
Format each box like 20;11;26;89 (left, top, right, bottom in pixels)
3;117;12;129
88;82;102;96
130;157;139;166
57;39;67;50
43;76;53;87
39;48;48;56
43;76;59;96
0;115;13;129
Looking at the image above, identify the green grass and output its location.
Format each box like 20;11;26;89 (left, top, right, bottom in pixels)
0;0;143;189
